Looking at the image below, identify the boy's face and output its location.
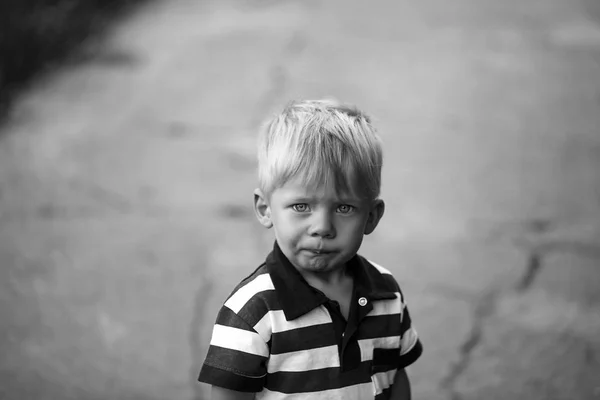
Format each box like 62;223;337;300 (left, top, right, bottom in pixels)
254;176;384;277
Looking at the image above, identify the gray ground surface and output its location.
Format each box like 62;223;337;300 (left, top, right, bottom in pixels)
1;0;600;399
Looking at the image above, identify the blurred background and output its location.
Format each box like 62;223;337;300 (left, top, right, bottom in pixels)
1;0;600;399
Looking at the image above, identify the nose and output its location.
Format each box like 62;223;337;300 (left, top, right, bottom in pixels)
308;210;336;238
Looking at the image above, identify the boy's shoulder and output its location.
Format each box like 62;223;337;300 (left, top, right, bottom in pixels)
360;255;393;276
355;254;404;293
227;263;271;297
223;262;275;311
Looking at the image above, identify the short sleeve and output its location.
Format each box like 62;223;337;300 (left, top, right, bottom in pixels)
398;300;423;369
198;305;269;392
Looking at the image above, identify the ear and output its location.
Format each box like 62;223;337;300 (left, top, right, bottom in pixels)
253;188;273;229
364;199;385;235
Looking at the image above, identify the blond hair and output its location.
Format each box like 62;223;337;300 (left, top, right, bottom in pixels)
257;99;383;199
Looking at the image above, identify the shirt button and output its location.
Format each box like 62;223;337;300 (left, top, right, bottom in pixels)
358;297;368;307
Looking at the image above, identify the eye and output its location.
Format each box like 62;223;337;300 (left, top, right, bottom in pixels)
336;205;355;214
291;204;310;212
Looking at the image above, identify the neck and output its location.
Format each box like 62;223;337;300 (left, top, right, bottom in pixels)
300;265;350;289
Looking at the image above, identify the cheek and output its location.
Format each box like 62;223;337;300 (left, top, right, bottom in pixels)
339;216;368;233
272;212;302;238
271;210;288;227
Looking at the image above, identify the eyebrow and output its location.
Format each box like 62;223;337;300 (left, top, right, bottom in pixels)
287;195;361;204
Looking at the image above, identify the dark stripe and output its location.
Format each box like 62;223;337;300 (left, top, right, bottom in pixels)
198;362;265;393
375;386;392;400
400;306;412;336
203;345;267;378
270;323;337;355
372;348;400;373
265;361;372;393
356;314;402;340
378;273;401;292
357;256;399;294
215;306;254;331
341;340;361;371
398;339;423;369
225;266;269;302
237;290;282;327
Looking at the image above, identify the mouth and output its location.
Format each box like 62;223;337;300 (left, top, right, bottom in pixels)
305;249;334;255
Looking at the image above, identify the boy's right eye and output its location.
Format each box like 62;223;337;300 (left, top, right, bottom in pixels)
291;204;310;212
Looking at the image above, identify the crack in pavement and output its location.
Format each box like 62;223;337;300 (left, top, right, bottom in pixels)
517;251;543;291
440;289;498;400
511;218;551;292
516;232;600;292
515;214;600;272
440;216;600;400
534;240;600;259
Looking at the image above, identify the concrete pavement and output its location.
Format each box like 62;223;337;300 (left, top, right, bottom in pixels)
1;0;599;399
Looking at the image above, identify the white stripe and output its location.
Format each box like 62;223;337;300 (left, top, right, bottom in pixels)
258;307;333;333
253;307;333;343
273;306;332;332
366;259;392;275
225;273;275;313
257;382;373;400
267;345;339;373
400;327;418;356
358;336;401;362
372;369;397;395
211;324;269;357
253;311;273;343
367;294;402;316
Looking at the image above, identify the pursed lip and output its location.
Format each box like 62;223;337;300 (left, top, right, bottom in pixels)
303;248;335;255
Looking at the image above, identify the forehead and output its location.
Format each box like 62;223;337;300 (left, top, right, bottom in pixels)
273;175;363;201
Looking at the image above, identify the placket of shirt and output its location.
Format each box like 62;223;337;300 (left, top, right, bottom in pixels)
324;292;373;372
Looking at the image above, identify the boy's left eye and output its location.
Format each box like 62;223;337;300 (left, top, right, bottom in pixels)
336;205;355;214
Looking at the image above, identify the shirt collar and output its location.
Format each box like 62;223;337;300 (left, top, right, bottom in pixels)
266;241;398;321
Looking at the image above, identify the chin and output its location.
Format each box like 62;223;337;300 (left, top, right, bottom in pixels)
305;259;340;272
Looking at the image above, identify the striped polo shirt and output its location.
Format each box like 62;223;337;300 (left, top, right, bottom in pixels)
198;242;423;399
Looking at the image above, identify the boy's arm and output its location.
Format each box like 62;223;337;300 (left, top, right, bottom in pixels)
211;386;255;400
389;369;411;400
199;306;269;396
391;292;421;400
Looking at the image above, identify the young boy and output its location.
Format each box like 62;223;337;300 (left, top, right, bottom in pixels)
198;99;423;399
